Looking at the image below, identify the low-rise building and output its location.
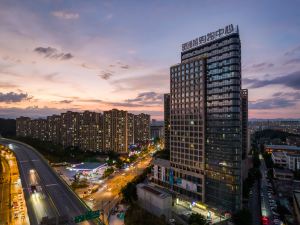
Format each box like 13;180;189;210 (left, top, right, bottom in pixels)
271;152;288;168
137;183;172;221
66;162;107;176
265;145;300;154
293;190;300;225
271;150;300;171
152;158;171;189
273;168;294;181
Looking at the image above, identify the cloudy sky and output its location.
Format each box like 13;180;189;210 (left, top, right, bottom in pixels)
0;0;300;120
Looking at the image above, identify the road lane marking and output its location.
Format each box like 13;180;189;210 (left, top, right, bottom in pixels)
45;184;58;187
20;159;39;163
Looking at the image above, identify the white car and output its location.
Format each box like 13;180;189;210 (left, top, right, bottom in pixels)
273;219;281;224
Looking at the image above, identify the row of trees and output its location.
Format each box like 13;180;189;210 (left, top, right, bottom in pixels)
0;118;16;137
12;136;100;163
243;146;261;199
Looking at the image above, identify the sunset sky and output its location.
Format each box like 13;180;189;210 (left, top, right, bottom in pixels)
1;0;300;120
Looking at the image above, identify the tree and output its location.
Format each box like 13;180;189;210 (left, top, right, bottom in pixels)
102;167;114;178
232;208;252;225
0;118;16;137
188;213;207;225
121;182;137;203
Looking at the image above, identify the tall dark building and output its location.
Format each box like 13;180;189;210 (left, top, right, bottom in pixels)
164;93;170;151
169;24;243;212
134;113;151;144
127;113;135;145
103;109;128;154
241;89;248;159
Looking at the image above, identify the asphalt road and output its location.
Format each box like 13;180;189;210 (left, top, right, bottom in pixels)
0;157;10;225
83;155;152;224
248;180;261;225
0;138;100;225
260;154;275;224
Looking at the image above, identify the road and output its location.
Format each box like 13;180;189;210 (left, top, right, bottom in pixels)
248;180;261;225
0;156;10;225
0;138;100;225
82;155;152;224
259;154;274;224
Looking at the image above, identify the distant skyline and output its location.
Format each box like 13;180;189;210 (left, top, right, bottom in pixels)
1;0;300;120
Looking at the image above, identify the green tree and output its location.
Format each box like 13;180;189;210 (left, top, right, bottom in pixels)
0;118;16;137
102;167;114;178
121;182;137;203
188;213;207;225
232;208;252;225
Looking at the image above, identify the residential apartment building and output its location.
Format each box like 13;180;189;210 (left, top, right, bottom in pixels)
79;124;103;152
60;111;81;147
16;117;31;137
47;115;61;144
103;109;128;153
16;110;150;153
127;113;134;145
134;113;150;144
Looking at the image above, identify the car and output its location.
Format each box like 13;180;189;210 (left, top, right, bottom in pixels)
273;215;280;220
169;218;176;224
184;211;192;216
274;219;282;225
31;185;37;193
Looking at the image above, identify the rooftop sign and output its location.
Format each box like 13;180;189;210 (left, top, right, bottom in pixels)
182;24;238;52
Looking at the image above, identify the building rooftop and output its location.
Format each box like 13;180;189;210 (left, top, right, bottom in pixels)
273;168;293;175
137;183;171;199
153;158;170;168
271;152;286;157
151;121;164;126
69;162;106;171
266;145;300;151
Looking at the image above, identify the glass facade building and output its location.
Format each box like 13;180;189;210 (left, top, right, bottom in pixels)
169;25;244;212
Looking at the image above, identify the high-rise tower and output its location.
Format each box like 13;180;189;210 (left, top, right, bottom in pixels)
169;24;244;212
